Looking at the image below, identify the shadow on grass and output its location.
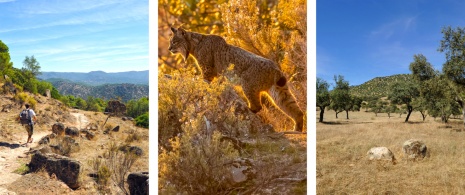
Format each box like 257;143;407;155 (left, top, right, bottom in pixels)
0;141;21;149
319;121;373;125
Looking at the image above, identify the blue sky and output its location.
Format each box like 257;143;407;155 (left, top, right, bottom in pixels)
317;0;465;86
0;0;148;73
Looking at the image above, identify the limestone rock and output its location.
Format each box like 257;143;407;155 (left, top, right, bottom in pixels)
403;139;428;160
367;147;396;164
128;172;149;195
28;151;81;189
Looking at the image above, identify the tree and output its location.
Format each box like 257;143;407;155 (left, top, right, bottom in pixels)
388;81;419;122
330;75;352;119
22;55;41;78
316;77;330;122
0;40;13;77
440;26;465;126
410;54;437;82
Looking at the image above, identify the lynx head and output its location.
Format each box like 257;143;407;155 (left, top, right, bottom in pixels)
169;27;191;61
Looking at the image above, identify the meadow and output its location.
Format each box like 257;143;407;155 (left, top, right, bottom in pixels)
317;110;465;194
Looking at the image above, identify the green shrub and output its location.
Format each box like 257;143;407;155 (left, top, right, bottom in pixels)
135;112;148;128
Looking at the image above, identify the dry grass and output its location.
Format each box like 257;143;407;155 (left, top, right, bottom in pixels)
317;110;465;194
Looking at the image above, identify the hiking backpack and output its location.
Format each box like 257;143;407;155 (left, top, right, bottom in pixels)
20;109;31;125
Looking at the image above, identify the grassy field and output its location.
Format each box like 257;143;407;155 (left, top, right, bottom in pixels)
317;109;465;194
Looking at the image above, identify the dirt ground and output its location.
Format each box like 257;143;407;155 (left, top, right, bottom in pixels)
317;109;465;194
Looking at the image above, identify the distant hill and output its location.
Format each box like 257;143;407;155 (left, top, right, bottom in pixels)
49;79;148;102
38;70;148;86
350;74;411;98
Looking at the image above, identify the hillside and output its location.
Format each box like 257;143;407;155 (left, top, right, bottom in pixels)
49;79;148;102
350;74;411;98
0;89;149;194
38;70;149;86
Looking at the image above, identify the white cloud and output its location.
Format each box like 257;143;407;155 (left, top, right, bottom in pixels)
0;0;15;3
370;16;417;40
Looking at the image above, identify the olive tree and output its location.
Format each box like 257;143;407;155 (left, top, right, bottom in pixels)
316;77;330;122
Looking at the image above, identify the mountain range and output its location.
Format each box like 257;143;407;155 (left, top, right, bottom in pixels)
38;70;149;86
38;70;149;101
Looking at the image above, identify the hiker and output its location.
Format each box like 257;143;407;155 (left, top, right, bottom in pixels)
18;103;37;146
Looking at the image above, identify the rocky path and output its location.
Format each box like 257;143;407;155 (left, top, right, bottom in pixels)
0;129;50;194
0;111;89;194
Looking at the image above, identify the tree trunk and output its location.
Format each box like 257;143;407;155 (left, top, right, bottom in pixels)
405;106;413;122
346;110;349;119
335;111;339;119
456;97;465;127
319;106;325;122
421;111;426;121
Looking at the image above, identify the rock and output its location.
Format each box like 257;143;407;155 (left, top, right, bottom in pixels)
52;123;65;136
45;89;51;98
65;127;80;138
105;100;127;116
38;133;57;145
228;158;256;184
128;172;149;195
28;151;81;189
86;123;98;131
367;147;396;164
403;139;429;160
112;125;120;132
80;130;95;140
119;145;143;156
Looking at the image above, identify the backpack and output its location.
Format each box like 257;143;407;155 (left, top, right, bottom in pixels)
20;109;31;125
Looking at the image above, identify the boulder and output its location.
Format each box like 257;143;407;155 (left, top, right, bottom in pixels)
28;151;81;189
367;147;396;164
128;172;149;195
65;127;80;138
403;139;428;160
52;123;65;136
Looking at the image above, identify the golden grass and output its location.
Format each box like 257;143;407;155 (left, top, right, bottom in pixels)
317;110;465;194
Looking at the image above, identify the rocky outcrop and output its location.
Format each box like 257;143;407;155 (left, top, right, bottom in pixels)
28;152;81;189
367;147;396;164
403;139;429;160
105;100;126;116
128;172;149;195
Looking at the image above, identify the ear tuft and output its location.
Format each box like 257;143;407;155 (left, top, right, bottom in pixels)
170;27;177;33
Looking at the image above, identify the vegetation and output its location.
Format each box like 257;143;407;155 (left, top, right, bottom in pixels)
159;0;307;193
316;77;330;122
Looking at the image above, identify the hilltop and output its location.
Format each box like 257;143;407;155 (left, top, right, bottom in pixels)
350;74;411;98
38;70;149;86
0;87;149;194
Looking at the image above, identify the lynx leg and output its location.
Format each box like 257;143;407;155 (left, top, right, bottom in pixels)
242;87;262;113
269;85;304;132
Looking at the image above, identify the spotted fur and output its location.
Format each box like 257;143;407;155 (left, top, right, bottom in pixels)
168;27;304;132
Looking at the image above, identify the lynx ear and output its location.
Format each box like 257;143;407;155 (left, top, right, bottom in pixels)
178;28;187;35
170;27;177;33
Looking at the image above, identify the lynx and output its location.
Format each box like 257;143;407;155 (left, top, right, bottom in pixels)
168;27;304;132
